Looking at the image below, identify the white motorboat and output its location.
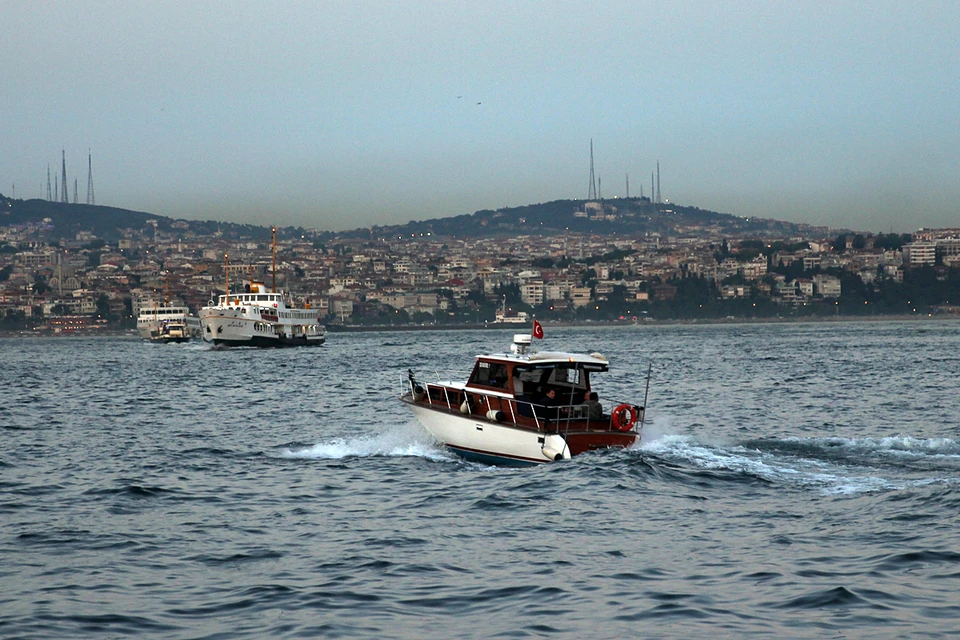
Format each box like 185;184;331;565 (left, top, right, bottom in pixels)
401;333;649;466
137;303;196;341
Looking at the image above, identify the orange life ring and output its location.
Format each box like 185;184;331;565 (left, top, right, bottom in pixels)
612;404;638;431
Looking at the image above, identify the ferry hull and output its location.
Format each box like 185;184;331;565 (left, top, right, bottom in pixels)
199;309;325;348
207;335;326;348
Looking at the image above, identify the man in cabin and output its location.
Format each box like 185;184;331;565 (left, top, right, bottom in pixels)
537;388;561;421
582;391;603;420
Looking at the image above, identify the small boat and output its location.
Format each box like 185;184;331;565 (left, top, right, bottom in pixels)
138;302;199;341
138;279;200;342
198;227;325;348
401;333;649;466
155;319;190;343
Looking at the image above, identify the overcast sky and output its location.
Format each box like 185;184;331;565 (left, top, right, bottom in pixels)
2;1;958;232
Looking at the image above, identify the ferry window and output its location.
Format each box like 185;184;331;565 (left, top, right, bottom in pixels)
258;295;267;301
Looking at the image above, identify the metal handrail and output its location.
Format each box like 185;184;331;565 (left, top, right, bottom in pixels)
402;372;636;434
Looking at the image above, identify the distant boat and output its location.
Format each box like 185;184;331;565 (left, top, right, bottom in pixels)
198;227;325;348
493;296;529;324
137;302;198;341
199;282;326;348
138;278;199;342
155;319;191;343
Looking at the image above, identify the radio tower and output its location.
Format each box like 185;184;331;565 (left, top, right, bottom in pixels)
656;160;661;204
86;151;95;205
74;178;78;204
625;173;630;199
60;151;68;203
46;165;52;200
587;139;597;200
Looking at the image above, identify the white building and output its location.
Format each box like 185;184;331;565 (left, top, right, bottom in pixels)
520;280;544;306
903;242;937;266
813;274;842;298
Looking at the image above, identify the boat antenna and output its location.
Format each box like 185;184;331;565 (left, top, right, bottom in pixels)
224;252;230;302
271;226;277;293
639;362;652;434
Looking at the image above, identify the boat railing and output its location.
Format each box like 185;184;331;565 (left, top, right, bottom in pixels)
403;372;638;434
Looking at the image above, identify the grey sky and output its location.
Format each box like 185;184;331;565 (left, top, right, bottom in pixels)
2;1;958;232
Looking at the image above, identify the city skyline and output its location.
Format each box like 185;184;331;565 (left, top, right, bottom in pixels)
1;2;958;233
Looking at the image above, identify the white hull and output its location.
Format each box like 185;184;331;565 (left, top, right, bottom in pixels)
199;307;325;348
407;402;570;466
137;313;200;340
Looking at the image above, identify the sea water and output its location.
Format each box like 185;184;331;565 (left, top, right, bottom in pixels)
2;321;960;638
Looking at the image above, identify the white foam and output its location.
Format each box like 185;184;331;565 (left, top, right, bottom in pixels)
281;423;452;462
632;426;959;496
782;434;960;457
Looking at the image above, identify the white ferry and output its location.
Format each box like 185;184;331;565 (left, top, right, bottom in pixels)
199;282;326;348
199;229;325;348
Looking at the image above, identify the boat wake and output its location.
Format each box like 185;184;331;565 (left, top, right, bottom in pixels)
636;422;960;496
280;422;453;462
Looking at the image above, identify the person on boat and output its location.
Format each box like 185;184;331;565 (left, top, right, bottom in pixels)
537;388;562;421
582;391;603;420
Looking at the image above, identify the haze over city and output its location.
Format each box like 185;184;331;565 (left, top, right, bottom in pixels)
2;1;958;232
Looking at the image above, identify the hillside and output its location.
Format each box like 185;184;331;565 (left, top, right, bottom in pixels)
0;195;291;242
2;192;824;242
350;198;822;240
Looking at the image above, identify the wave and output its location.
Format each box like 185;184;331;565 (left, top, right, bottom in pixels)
773;434;960;458
635;427;960;496
280;423;452;462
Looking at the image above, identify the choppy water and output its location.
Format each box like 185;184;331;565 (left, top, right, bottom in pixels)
2;321;960;639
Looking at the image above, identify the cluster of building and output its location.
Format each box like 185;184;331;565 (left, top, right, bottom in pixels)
2;215;959;332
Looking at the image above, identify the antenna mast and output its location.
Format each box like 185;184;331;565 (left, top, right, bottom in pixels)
60;150;68;203
587;139;597;200
625;173;629;199
86;150;95;205
46;165;52;200
656;160;661;204
271;227;277;293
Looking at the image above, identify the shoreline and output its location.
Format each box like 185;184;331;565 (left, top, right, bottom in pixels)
1;313;957;338
326;313;957;332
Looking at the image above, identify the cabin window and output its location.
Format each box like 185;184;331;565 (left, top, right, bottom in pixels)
544;366;587;394
470;361;508;389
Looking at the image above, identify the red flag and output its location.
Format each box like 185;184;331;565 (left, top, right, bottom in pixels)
532;319;544;339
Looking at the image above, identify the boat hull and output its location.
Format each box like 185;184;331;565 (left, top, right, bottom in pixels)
407;401;564;466
406;399;637;466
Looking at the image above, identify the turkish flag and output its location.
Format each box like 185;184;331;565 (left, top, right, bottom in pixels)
532;319;544;339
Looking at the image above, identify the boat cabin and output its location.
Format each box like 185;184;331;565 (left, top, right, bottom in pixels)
412;333;619;430
216;282;286;307
465;352;608;410
403;333;645;463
